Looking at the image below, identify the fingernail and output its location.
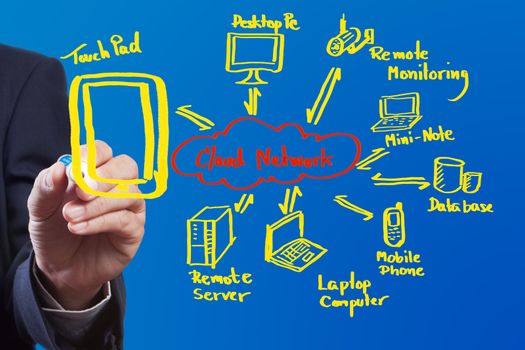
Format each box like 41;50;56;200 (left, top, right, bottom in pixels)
66;205;85;221
69;221;87;232
44;168;54;188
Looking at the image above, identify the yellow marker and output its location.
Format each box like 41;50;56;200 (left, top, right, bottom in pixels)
226;32;285;85
383;202;406;248
58;154;98;190
306;67;341;125
176;105;215;131
187;206;236;269
371;92;423;133
265;211;327;273
372;173;430;190
356;148;390;171
69;72;169;199
334;195;373;221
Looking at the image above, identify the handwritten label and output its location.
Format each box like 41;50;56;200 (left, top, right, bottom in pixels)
232;13;300;31
196;146;334;171
376;250;425;277
171;118;360;190
384;125;455;148
369;40;469;101
61;31;142;65
317;272;390;318
428;197;494;213
189;267;253;303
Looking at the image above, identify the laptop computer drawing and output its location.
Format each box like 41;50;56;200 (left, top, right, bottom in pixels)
371;92;423;132
265;211;327;272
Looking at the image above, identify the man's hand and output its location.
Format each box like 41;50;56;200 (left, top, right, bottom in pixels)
28;141;146;310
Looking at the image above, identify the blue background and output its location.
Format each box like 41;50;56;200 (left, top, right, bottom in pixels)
1;0;523;349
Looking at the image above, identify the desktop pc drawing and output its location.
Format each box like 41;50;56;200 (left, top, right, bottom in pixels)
225;32;285;85
370;92;423;133
265;211;327;273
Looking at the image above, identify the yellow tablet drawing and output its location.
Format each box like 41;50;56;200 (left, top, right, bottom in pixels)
371;92;422;133
69;72;169;199
226;32;284;85
187;206;236;269
265;211;327;273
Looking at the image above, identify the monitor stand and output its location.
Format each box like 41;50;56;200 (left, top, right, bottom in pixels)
236;69;268;85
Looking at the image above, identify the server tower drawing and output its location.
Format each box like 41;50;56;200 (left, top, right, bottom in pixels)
187;206;236;269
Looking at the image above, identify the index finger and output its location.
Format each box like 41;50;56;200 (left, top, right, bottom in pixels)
80;140;113;167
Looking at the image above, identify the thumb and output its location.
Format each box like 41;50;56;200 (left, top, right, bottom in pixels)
28;161;68;221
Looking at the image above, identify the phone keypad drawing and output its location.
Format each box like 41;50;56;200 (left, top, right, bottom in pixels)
383;202;406;248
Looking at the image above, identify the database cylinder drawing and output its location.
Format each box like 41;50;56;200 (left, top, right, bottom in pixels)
433;157;465;194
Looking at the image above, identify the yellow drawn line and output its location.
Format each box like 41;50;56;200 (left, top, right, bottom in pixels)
372;172;430;190
288;186;302;213
278;186;302;215
278;189;290;215
356;148;390;170
176;105;215;131
234;194;247;213
334;195;373;221
306;67;342;125
240;194;254;214
243;87;261;116
69;72;169;199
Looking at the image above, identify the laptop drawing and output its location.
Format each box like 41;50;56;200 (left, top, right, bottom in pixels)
371;92;422;132
265;211;327;272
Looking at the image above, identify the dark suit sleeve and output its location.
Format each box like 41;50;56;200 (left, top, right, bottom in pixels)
2;57;125;349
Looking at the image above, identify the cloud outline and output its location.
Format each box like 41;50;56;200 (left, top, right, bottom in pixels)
171;117;361;190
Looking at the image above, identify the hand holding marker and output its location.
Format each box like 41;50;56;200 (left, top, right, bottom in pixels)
28;141;146;310
58;154;98;190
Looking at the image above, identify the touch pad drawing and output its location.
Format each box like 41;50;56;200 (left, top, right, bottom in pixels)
69;72;169;199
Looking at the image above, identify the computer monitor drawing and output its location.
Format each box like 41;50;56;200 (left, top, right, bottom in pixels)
381;92;420;118
371;92;423;132
226;32;285;85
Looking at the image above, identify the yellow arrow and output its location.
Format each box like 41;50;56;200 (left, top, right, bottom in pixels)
234;194;247;213
176;105;215;131
288;186;302;213
334;195;374;221
278;186;302;215
356;148;390;170
371;172;430;190
240;194;254;214
243;88;261;116
306;67;342;125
